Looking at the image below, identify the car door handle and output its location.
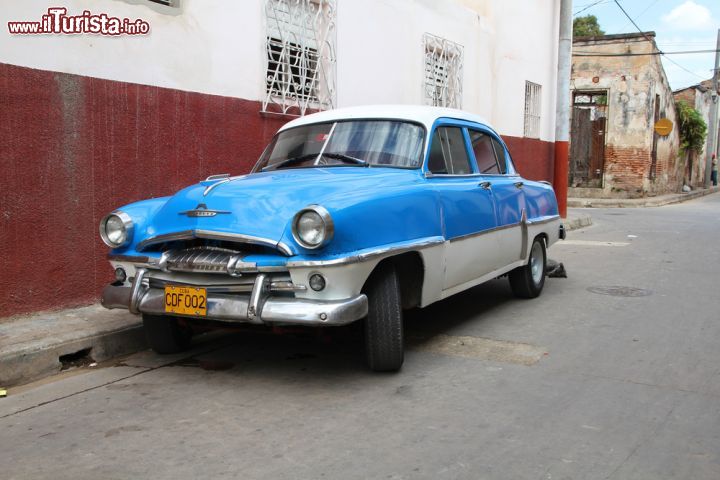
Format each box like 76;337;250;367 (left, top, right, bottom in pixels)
514;181;524;189
478;181;492;190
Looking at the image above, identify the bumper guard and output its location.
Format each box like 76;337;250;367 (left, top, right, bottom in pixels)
101;269;368;327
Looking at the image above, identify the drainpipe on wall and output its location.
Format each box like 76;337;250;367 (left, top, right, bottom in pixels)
705;29;719;188
553;0;573;218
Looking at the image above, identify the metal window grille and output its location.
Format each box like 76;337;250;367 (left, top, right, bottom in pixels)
263;0;336;116
423;34;463;109
524;81;542;138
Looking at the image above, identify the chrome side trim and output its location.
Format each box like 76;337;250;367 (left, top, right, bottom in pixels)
136;229;294;256
520;209;528;260
448;221;520;244
275;242;294;257
285;237;444;268
425;172;522;179
258;266;290;273
527;215;561;226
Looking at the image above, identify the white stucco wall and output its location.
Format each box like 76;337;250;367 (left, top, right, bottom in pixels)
0;0;266;100
337;0;560;140
0;0;560;141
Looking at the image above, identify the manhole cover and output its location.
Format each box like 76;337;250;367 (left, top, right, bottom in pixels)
587;286;652;297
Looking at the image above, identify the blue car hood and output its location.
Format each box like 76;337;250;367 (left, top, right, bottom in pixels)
144;168;425;250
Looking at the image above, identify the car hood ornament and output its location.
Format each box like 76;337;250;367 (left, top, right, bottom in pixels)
179;203;231;218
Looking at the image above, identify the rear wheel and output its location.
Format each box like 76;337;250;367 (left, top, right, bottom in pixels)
142;314;193;354
509;237;546;298
363;262;404;372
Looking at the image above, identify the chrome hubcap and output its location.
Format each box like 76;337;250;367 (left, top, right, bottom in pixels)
530;242;544;285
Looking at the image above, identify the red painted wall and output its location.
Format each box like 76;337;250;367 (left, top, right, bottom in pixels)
0;63;555;317
0;63;288;317
503;136;555;182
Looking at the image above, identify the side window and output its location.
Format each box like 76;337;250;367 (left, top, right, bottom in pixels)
427;127;472;175
491;138;508;174
469;130;500;175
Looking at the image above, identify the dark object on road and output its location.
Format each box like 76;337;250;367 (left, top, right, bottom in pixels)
546;259;567;278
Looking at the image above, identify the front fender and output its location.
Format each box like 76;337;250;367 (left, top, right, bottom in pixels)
108;197;170;254
279;181;443;256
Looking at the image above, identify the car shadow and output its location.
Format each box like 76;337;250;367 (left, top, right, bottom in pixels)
136;278;519;382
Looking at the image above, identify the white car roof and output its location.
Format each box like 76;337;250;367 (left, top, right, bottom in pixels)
279;105;493;133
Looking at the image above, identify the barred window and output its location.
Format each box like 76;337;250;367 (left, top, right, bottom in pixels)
524;81;542;139
423;33;463;109
263;0;336;116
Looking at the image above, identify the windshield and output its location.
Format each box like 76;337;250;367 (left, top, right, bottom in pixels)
253;120;425;172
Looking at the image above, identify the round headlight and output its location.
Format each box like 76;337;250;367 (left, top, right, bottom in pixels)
100;211;134;248
292;206;334;249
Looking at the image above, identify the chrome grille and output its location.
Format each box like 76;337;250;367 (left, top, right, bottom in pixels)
165;247;238;273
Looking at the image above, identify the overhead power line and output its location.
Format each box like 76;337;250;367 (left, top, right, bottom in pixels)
573;0;610;17
620;0;660;32
612;0;655;45
611;0;706;81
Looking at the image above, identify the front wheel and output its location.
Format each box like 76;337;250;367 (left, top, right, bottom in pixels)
363;262;404;372
509;237;547;299
142;314;193;354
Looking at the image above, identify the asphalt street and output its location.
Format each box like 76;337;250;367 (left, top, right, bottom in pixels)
2;195;720;479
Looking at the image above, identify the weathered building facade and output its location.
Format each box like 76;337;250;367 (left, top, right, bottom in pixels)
570;32;681;198
673;79;720;186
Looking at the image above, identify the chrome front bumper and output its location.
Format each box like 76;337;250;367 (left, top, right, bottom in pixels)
101;269;368;327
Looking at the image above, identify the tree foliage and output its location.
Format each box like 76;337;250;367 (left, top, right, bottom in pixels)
675;100;707;154
573;15;604;37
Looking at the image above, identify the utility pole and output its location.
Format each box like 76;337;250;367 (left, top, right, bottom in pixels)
553;0;573;217
705;29;719;188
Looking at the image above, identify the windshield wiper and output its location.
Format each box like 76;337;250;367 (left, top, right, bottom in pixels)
262;152;368;172
261;153;320;172
320;153;369;166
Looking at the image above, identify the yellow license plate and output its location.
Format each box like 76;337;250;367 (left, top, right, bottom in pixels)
164;286;207;316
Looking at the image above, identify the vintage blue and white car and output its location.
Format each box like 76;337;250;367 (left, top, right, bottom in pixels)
100;105;564;371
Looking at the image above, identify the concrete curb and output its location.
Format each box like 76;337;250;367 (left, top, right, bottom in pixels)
0;305;145;387
568;186;720;208
564;212;593;231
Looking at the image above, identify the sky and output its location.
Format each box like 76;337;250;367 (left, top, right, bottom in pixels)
574;0;720;90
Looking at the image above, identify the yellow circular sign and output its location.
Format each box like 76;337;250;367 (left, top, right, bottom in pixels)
654;118;673;136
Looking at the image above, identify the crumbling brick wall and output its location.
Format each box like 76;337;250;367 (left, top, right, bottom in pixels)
571;33;681;198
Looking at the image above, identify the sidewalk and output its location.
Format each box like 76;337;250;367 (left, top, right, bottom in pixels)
568;186;720;208
1;211;594;389
0;306;144;387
